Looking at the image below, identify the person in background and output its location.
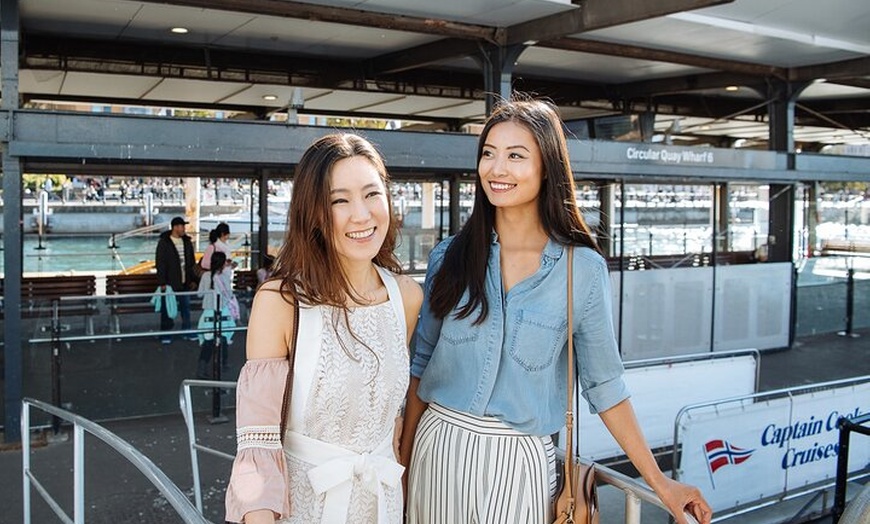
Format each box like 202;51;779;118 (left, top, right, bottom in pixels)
201;221;238;271
225;133;422;524
155;216;195;344
196;250;238;378
256;254;275;286
401;97;712;524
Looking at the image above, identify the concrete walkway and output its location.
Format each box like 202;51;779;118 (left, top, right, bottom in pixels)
1;328;868;524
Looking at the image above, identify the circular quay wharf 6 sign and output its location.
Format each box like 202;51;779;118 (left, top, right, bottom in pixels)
626;146;715;165
675;380;869;513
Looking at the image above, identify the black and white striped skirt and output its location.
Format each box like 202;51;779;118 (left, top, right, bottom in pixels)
407;403;557;524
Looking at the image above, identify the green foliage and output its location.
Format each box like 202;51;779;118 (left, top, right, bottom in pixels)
324;118;389;130
22;174;67;193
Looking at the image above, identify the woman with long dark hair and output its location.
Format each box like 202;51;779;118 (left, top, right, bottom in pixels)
225;133;422;524
402;97;711;524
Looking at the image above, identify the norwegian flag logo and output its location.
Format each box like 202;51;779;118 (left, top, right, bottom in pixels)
705;439;754;475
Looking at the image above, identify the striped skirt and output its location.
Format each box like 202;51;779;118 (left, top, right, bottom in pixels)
407;403;557;524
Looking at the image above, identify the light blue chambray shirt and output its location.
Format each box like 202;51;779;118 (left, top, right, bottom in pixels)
411;235;629;436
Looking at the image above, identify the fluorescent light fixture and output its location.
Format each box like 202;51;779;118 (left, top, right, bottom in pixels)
262;94;278;101
170;27;189;34
725;86;739;92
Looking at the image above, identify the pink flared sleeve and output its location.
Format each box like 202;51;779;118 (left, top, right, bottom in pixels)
225;358;291;523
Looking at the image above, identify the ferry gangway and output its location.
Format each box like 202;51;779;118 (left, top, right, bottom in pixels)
180;379;699;524
21;397;211;524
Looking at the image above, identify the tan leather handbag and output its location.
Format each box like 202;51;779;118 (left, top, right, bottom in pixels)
553;247;600;524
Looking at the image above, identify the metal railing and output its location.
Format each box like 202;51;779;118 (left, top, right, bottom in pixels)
672;376;870;522
180;380;699;523
833;412;870;522
21;397;210;524
593;462;700;524
180;379;239;513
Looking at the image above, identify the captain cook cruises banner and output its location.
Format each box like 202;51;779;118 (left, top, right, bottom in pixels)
675;380;869;512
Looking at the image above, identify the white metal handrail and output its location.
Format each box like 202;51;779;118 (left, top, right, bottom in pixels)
181;380;699;523
21;398;210;524
180;379;238;513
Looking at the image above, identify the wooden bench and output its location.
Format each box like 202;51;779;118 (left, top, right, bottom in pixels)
233;269;259;319
821;240;870;257
0;275;97;335
105;273;159;333
105;273;206;332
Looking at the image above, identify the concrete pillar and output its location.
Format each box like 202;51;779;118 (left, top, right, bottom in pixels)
421;183;436;229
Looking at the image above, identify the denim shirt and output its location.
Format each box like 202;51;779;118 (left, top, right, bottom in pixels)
411;235;629;436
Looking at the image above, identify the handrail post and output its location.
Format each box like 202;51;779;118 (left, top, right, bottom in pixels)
73;424;85;523
22;402;32;524
832;416;851;522
50;299;62;434
181;382;204;513
625;490;642;524
837;267;858;338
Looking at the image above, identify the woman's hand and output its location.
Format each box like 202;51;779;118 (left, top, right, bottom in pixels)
652;476;712;524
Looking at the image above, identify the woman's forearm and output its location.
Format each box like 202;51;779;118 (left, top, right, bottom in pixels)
597;398;668;490
400;377;427;469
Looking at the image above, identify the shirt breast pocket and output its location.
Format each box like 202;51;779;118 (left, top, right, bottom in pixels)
508;309;566;371
439;319;480;346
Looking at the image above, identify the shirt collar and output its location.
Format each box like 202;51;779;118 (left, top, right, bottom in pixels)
490;230;564;260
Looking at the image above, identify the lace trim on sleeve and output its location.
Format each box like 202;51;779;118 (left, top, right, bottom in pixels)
237;424;282;451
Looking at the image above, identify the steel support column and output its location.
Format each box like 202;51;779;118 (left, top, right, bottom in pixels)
595;182;614;257
765;80;807;263
257;169;269;267
449;174;462;235
1;0;23;443
477;44;527;116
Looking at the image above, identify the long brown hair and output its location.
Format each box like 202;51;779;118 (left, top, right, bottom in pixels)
429;97;600;324
272;133;401;308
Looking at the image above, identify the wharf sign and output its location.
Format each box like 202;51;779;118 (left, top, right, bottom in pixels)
675;380;869;513
626;146;714;165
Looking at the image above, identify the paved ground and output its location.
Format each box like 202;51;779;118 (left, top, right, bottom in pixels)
1;327;868;524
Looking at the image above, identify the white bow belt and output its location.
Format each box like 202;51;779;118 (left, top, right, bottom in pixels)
284;431;404;524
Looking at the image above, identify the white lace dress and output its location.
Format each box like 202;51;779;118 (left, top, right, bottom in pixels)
281;279;408;523
225;268;408;524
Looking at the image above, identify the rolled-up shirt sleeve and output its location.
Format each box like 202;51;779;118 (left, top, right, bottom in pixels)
225;358;291;523
410;239;450;378
575;256;630;414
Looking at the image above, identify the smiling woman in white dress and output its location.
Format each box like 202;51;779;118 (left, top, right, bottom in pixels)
225;133;422;524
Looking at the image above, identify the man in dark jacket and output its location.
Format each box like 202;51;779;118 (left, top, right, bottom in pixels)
155;216;195;343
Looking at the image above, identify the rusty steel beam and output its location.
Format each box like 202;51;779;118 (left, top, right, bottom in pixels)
143;0;499;42
790;56;870;82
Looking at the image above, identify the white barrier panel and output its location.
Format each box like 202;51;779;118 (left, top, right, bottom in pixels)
612;262;792;359
618;267;713;360
675;380;870;512
578;353;757;460
713;262;791;352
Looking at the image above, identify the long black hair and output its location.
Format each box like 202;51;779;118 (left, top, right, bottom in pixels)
429;97;600;324
208;222;230;244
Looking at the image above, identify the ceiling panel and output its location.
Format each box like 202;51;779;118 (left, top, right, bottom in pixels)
687;0;870;51
121;4;256;45
221;86;334;108
60;72;161;99
583;17;863;68
416;100;485;120
19;69;66;94
20;0;139;38
141;77;253;103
